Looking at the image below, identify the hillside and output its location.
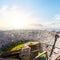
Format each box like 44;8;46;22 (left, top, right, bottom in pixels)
0;30;56;49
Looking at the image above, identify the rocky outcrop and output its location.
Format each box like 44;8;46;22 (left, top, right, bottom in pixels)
0;30;56;51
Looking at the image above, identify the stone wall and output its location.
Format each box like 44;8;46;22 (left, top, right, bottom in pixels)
0;42;40;60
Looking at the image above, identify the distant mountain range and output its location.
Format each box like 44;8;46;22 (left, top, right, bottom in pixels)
0;23;60;30
31;23;60;30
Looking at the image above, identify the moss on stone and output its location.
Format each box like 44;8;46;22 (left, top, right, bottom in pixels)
38;52;46;58
2;42;24;52
11;44;24;51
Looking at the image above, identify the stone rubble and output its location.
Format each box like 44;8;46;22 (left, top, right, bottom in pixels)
0;30;60;60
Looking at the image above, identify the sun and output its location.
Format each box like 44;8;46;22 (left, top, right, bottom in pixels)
0;6;34;30
10;19;29;29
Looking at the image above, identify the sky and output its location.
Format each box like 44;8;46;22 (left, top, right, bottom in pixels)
0;0;60;30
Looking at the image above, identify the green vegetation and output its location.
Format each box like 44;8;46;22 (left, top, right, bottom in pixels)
28;42;40;46
38;52;46;58
11;44;24;51
2;42;24;52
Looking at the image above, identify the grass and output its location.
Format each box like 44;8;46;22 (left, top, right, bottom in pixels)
2;42;24;52
38;52;47;58
11;44;24;51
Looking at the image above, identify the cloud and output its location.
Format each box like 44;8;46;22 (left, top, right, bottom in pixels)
0;5;42;30
45;14;60;28
1;5;58;30
54;14;60;20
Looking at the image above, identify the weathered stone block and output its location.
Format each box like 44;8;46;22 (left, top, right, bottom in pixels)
19;45;31;60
